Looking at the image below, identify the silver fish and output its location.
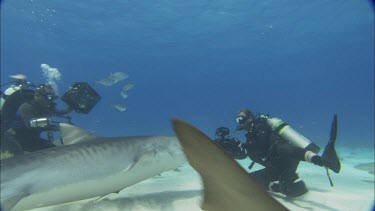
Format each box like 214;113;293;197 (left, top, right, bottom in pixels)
120;90;128;99
96;72;129;86
108;72;129;83
121;83;135;91
111;103;127;112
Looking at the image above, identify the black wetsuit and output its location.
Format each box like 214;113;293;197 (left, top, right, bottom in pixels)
2;100;70;153
243;117;309;196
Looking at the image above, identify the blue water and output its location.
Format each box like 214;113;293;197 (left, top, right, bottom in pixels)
1;0;374;148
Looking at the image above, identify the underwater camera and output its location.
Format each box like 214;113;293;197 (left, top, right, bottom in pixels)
61;82;101;114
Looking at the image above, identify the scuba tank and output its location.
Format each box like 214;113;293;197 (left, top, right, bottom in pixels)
1;80;36;128
261;115;321;153
1;80;35;111
1;85;22;110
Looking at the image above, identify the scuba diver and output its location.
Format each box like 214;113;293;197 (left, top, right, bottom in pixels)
1;78;101;157
1;82;72;154
214;127;247;160
235;109;341;197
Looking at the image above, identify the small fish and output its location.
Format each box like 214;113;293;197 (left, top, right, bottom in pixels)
120;90;128;99
9;74;27;80
111;103;127;112
108;72;129;83
95;78;117;86
121;83;135;91
96;72;129;86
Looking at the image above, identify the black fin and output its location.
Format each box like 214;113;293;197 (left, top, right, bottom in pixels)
321;114;341;174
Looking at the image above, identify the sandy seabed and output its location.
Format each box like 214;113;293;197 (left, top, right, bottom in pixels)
32;146;374;211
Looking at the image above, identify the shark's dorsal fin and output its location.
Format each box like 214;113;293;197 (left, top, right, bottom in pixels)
172;118;288;211
59;123;97;145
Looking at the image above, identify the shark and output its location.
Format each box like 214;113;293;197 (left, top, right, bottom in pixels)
172;118;288;211
0;123;186;211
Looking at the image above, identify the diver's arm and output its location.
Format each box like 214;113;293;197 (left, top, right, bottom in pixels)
52;105;73;116
232;137;241;144
247;149;268;166
243;138;268;166
19;103;60;131
18;103;37;127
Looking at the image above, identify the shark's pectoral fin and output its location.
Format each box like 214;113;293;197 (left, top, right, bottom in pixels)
172;118;288;211
3;192;27;211
122;150;157;172
94;190;122;202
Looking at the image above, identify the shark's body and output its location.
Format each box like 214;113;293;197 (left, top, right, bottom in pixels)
0;124;186;211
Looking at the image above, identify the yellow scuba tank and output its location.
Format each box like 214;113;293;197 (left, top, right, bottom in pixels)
0;85;22;111
1;79;35;111
261;115;321;153
1;81;35;122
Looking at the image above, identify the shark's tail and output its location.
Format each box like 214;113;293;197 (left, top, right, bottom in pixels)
322;114;341;186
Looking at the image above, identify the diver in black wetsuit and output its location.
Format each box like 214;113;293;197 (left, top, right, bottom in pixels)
236;109;340;197
214;127;247;160
1;79;101;158
1;84;72;154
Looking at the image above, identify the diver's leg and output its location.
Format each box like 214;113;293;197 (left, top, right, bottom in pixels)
1;129;24;157
276;138;340;173
274;142;306;161
278;166;308;197
276;143;323;167
15;132;55;152
251;167;283;192
28;138;56;152
250;168;272;190
268;170;308;197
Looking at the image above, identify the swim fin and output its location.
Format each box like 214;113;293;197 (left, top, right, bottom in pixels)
321;114;341;174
